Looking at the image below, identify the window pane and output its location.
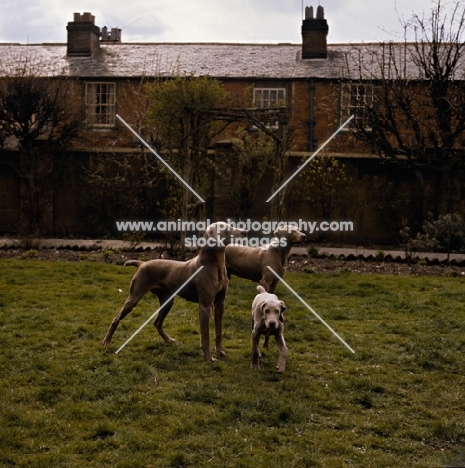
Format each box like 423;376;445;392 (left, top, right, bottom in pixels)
343;83;373;127
253;87;286;108
86;82;116;127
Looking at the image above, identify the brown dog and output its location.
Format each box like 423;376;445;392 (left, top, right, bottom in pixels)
102;222;247;362
226;224;306;293
251;285;288;373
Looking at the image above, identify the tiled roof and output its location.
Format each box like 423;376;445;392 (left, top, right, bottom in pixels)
0;41;461;80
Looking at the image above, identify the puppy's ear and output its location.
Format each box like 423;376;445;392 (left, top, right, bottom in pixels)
279;302;286;322
260;302;267;319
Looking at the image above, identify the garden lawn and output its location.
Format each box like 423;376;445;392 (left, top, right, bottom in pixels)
1;258;465;467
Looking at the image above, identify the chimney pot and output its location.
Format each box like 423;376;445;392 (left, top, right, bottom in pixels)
82;12;93;22
305;6;314;20
101;26;122;43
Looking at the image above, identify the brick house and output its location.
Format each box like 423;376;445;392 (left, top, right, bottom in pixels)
0;7;462;244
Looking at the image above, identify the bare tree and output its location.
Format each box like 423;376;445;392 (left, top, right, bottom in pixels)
343;0;465;215
0;54;83;240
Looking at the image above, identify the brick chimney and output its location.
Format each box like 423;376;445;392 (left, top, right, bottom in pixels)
67;12;101;56
301;5;328;59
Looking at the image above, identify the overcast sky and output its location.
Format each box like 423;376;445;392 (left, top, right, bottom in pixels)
0;0;440;45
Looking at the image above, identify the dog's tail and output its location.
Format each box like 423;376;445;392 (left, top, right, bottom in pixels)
256;285;266;294
124;260;144;268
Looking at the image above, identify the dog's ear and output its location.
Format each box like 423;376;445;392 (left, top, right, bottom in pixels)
204;222;228;240
203;223;216;239
273;227;283;238
279;301;286;322
260;302;267;319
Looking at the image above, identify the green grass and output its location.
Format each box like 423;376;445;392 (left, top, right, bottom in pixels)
1;259;465;467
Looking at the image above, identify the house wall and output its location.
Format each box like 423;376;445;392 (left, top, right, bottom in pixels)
73;77;372;155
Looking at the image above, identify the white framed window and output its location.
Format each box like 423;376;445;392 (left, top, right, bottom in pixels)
85;82;116;127
252;87;287;130
253;88;286;108
341;83;374;128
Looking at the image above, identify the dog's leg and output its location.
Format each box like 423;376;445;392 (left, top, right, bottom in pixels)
152;292;176;343
213;291;227;359
259;272;278;294
260;276;277;350
250;330;261;371
102;290;145;346
263;334;270;348
268;280;279;294
274;332;288;373
199;301;216;362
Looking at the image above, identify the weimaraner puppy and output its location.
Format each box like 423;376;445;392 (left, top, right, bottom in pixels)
102;222;248;362
251;285;288;373
226;224;306;293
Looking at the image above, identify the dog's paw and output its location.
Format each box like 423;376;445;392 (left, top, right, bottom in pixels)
250;363;261;371
202;351;219;362
161;335;176;343
276;364;285;373
216;348;226;359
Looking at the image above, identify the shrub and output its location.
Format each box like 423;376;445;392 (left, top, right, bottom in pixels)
400;213;465;262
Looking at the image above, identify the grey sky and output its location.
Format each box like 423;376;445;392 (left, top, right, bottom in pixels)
0;1;438;45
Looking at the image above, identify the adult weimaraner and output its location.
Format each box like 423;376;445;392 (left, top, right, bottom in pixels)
225;224;306;293
251;285;288;373
102;222;248;362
